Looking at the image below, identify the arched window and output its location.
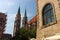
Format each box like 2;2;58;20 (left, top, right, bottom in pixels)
43;3;54;25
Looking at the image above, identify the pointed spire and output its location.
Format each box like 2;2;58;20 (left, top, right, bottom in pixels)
16;6;21;17
18;6;20;15
22;8;28;29
24;9;27;17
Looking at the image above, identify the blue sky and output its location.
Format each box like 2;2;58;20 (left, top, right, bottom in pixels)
0;0;36;36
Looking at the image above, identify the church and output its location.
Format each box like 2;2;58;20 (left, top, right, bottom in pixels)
36;0;60;40
13;7;28;37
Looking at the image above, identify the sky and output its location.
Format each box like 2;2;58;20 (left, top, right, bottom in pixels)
0;0;36;36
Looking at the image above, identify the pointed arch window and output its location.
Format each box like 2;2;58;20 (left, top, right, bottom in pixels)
43;3;55;25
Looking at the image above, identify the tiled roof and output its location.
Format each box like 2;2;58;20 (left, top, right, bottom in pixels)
28;15;37;25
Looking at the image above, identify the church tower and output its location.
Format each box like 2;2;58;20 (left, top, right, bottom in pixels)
22;9;28;29
13;7;21;36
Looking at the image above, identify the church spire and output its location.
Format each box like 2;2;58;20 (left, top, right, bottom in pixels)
22;9;28;29
13;6;21;37
18;6;20;15
24;9;27;17
16;6;21;17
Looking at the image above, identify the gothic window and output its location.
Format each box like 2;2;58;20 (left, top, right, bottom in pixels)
43;3;54;25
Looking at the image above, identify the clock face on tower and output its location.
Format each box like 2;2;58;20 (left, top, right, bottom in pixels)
0;18;3;26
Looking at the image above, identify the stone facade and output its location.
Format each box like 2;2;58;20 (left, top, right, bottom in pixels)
36;0;60;40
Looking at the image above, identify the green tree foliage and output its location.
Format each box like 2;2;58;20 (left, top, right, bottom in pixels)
13;27;36;40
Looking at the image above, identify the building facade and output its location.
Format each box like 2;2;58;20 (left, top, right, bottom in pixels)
28;15;37;29
0;12;7;39
13;7;21;36
22;10;28;29
36;0;60;40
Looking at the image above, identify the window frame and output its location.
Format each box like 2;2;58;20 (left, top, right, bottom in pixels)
42;3;57;28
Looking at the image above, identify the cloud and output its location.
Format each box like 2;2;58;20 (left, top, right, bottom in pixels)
0;0;15;13
4;13;16;35
0;0;15;8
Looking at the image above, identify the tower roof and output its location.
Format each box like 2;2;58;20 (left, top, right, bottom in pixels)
16;6;21;20
24;9;27;17
28;15;37;25
16;6;21;17
18;6;20;14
